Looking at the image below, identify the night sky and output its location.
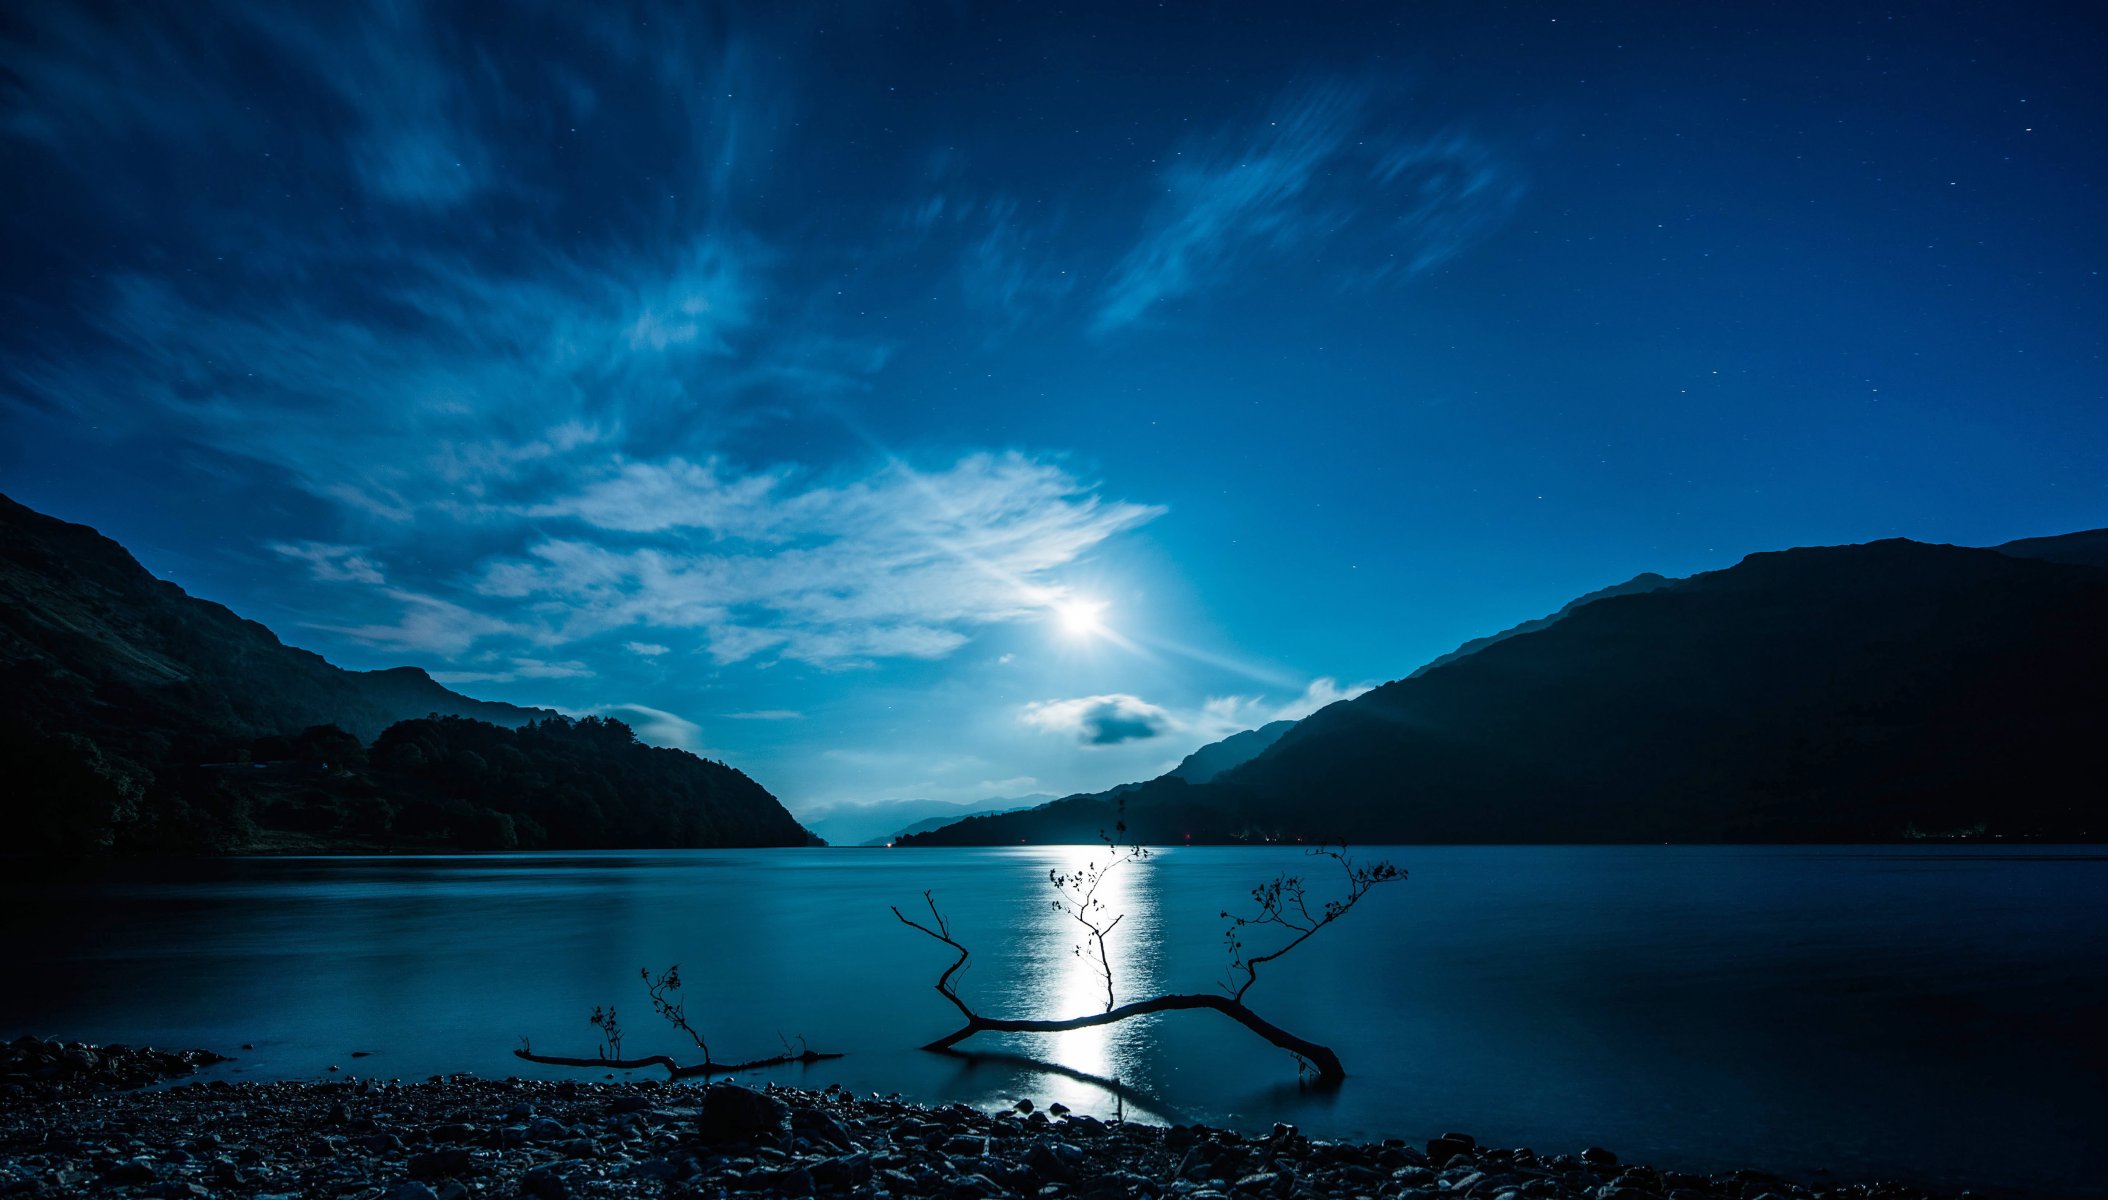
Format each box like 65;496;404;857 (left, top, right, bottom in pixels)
3;2;2103;815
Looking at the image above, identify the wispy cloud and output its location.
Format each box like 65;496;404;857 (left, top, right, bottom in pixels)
725;710;804;721
959;198;1077;329
593;704;705;752
1270;676;1373;721
316;590;529;657
0;3;788;529
477;452;1164;667
522;457;788;536
245;447;1161;670
251;2;493;208
431;657;595;685
1095;81;1525;334
270;542;387;586
1194;677;1376;732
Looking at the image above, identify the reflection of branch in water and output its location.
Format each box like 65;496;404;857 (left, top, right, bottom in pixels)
928;1046;1185;1124
1252;1071;1348;1113
893;847;1403;1085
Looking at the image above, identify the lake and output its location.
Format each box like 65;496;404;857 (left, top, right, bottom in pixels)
3;846;2102;1196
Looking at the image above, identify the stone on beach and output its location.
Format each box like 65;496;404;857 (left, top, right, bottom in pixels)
0;1042;1981;1200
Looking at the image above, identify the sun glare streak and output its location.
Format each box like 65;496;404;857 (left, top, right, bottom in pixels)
1131;633;1305;688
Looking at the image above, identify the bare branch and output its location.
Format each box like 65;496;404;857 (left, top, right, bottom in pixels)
1222;844;1404;1004
891;891;977;1023
894;837;1403;1084
640;965;710;1062
523;960;836;1080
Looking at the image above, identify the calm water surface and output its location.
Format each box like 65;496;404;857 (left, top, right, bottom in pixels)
4;846;2103;1196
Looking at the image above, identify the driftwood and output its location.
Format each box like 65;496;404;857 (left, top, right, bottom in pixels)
512;1045;839;1079
517;964;838;1080
893;844;1401;1085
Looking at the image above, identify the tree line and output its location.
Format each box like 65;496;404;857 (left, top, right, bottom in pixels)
2;713;809;855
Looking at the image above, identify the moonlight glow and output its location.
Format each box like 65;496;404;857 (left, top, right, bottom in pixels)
1054;598;1110;639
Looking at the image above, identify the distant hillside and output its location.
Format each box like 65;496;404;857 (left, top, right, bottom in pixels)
800;795;1053;847
905;536;2108;845
0;493;552;753
900;720;1305;844
1167;720;1296;783
0;494;809;854
1997;528;2108;570
344;714;811;851
905;579;1671;845
866;801;1050;846
1408;572;1675;678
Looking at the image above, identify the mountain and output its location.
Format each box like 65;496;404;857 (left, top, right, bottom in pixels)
898;721;1305;844
903;536;2108;846
0;493;552;753
904;579;1674;844
0;494;810;854
1166;720;1296;783
1407;572;1675;678
1997;528;2108;570
800;795;1053;847
347;714;811;851
869;804;1050;845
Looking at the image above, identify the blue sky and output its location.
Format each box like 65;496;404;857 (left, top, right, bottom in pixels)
3;1;2104;817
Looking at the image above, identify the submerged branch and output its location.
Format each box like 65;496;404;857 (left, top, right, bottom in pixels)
890;863;1398;1086
521;960;840;1081
512;1045;839;1080
918;990;1346;1084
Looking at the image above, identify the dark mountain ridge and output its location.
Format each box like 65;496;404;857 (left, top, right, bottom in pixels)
1995;527;2108;570
0;493;551;750
905;535;2108;846
1166;720;1296;783
0;494;810;853
899;717;1312;846
1407;572;1676;679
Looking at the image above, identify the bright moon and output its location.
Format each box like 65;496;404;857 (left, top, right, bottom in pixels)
1054;598;1109;638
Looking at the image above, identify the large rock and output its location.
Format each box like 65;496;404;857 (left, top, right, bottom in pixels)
407;1148;476;1179
1426;1133;1476;1166
520;1163;570;1199
696;1083;791;1147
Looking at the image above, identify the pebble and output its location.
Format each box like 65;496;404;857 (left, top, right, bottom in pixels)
0;1041;1990;1200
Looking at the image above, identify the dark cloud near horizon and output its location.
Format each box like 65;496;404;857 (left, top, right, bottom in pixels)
1078;700;1169;747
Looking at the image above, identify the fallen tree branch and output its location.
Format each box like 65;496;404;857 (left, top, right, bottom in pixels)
518;962;840;1080
892;844;1402;1086
912;987;1346;1082
511;1045;839;1079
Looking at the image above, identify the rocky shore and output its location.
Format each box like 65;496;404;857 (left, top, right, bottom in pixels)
0;1043;1987;1200
2;1037;229;1102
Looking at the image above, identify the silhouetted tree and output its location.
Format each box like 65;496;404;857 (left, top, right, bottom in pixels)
1;724;147;852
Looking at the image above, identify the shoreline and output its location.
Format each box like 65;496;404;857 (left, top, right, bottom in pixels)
0;1041;2001;1200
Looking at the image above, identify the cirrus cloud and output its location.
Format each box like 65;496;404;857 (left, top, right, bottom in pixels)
473;451;1163;667
1095;81;1525;334
264;450;1162;671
